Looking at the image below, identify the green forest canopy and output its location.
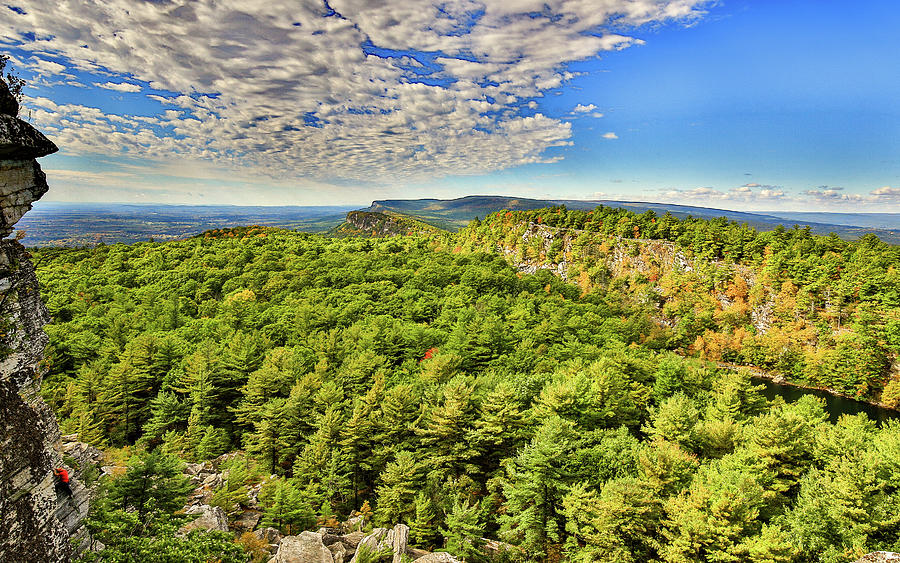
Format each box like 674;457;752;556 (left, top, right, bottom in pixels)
29;208;900;562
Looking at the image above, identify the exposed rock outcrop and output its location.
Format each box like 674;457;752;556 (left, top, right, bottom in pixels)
180;504;230;534
272;531;333;563
331;210;443;238
264;524;449;563
412;554;461;563
856;553;900;563
0;84;80;562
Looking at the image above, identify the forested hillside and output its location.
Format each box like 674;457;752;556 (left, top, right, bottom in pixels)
460;206;900;403
31;216;900;562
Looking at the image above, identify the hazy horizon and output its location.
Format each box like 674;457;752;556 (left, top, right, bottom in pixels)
2;1;898;211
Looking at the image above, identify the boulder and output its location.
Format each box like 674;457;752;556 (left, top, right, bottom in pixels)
327;541;347;563
0;115;57;159
387;524;409;563
254;527;283;545
271;531;333;563
412;554;461;563
233;509;261;531
348;524;409;563
340;531;365;549
1;159;50;238
856;554;900;563
349;528;388;563
318;528;342;546
180;504;228;533
342;515;364;532
184;463;204;476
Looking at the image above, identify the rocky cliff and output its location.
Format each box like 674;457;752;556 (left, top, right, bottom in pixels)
0;86;89;561
331;210;443;238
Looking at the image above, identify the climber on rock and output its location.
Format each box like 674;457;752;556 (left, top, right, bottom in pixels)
53;467;72;496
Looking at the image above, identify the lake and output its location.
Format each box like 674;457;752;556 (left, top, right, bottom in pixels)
754;377;900;425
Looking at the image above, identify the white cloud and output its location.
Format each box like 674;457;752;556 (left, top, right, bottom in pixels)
602;132;618;139
2;0;711;184
94;81;142;93
662;183;786;204
573;103;597;113
870;186;900;201
26;58;66;75
803;185;900;205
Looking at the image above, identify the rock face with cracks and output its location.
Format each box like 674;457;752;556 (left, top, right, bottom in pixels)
0;84;83;562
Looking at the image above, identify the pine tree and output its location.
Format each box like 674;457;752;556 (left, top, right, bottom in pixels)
106;450;193;522
643;393;699;450
219;331;268;428
98;354;155;445
260;479;315;535
500;416;576;557
471;382;527;473
340;377;383;506
232;347;301;432
443;496;484;561
195;425;230;461
177;342;225;429
294;406;350;511
142;391;189;444
243;398;289;473
371;383;419;473
660;462;765;563
417;378;478;480
374;451;421;526
706;368;767;422
563;479;662;563
410;492;440;549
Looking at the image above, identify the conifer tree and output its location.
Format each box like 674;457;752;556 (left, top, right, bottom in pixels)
106;450;193;522
471;382;527;472
232;347;299;432
143;390;189;444
260;479;316;535
443;496;484;561
417;378;478;480
374;451;421;526
294;406;350;510
371;383;419;471
340;375;383;506
243;397;289;472
410;492;440;549
500;416;576;557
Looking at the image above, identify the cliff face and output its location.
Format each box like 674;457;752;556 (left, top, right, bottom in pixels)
0;90;89;561
331;210;443;238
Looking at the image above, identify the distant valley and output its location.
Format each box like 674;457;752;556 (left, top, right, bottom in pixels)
16;196;900;246
17;202;356;246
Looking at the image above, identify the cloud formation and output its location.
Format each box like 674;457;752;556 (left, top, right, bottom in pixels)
660;183;900;210
95;81;142;92
803;186;900;205
662;183;787;204
0;0;709;185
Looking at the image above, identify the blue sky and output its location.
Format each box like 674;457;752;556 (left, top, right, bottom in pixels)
1;0;898;210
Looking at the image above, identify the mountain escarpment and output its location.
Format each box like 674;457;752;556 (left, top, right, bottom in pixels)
0;90;89;561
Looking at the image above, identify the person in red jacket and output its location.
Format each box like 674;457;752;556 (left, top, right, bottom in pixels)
54;467;72;496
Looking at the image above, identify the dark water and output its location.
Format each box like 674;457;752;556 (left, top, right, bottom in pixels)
754;377;900;425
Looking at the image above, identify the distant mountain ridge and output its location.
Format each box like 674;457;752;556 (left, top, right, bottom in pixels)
15;197;900;246
365;195;900;243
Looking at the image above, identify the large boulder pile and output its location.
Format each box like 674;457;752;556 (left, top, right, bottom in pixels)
266;523;459;563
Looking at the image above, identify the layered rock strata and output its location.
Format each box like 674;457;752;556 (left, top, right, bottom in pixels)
0;86;87;562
